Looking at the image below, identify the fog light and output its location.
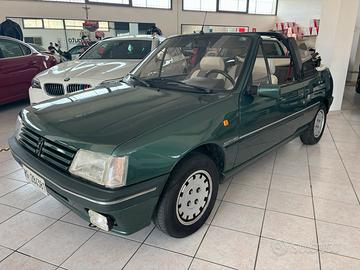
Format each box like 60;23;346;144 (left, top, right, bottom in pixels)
88;210;110;231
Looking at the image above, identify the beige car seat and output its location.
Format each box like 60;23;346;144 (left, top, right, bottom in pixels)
191;56;225;78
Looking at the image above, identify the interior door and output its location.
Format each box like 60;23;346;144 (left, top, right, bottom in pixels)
235;43;284;166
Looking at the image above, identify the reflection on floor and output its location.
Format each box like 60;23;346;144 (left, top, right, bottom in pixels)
0;90;360;269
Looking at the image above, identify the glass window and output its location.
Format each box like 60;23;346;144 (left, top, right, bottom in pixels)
88;0;129;4
252;46;270;85
43;0;85;2
65;20;84;30
98;21;109;32
218;0;247;12
20;44;32;55
24;37;43;46
262;40;285;57
68;45;88;55
133;34;252;91
183;0;217;11
0;40;25;59
248;0;277;15
29;43;47;52
80;39;152;60
43;19;64;29
23;19;43;29
132;0;171;9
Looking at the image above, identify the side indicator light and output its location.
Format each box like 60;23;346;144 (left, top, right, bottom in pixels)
223;119;230;127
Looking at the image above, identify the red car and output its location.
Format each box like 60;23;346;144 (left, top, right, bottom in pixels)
0;36;57;105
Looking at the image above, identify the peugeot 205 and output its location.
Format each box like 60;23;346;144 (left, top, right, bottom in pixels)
9;32;333;238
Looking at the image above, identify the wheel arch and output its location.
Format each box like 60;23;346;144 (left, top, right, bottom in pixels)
169;142;226;181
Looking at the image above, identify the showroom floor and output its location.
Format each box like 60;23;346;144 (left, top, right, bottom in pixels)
1;88;360;270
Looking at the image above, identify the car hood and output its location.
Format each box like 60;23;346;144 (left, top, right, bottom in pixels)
36;59;140;84
22;83;223;154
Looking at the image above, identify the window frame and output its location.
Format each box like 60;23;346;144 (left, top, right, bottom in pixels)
182;0;278;15
22;18;44;29
41;0;172;10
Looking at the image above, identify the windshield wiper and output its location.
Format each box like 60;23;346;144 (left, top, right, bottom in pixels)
147;78;211;93
124;74;151;87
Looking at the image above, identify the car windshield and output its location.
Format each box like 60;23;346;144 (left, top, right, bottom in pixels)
131;34;252;92
80;39;152;60
30;44;46;52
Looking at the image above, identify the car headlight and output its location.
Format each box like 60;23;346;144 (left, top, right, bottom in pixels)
15;115;24;140
69;149;128;188
100;78;123;86
31;78;41;89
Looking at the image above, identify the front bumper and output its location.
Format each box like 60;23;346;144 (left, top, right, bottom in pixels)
29;87;52;105
9;137;168;234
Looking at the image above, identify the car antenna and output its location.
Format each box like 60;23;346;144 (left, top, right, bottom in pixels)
200;11;208;34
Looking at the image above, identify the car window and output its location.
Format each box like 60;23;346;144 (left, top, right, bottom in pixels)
20;44;32;55
69;46;87;55
262;40;285;57
133;35;252;92
0;39;25;59
252;46;270;86
80;39;152;60
30;43;46;52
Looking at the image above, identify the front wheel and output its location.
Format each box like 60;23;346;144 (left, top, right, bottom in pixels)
300;104;327;145
154;152;219;238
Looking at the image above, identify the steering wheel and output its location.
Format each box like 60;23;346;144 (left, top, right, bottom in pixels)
205;69;235;88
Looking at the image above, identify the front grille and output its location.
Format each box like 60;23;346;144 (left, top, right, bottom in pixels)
67;84;91;94
18;126;77;171
44;83;65;96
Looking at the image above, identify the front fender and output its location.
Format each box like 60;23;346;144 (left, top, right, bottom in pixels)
114;94;240;185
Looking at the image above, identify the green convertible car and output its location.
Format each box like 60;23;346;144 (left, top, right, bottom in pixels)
9;32;333;238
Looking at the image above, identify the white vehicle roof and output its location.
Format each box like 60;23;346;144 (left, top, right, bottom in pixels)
103;34;166;42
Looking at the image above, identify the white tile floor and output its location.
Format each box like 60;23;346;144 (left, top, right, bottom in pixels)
1;87;360;269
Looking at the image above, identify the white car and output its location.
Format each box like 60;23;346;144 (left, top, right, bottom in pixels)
29;35;164;104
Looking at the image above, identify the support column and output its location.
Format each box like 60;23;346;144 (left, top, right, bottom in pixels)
316;0;360;111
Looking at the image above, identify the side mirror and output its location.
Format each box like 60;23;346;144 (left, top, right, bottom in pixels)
257;84;281;99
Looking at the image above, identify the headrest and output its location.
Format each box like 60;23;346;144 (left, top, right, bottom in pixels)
200;57;225;72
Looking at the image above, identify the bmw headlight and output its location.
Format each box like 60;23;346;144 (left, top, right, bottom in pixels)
69;149;128;188
15;115;24;141
31;78;41;89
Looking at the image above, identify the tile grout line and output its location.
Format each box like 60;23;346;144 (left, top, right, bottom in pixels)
328;120;360;205
0;193;85;267
186;176;234;270
306;143;322;270
253;150;277;270
57;228;98;268
121;225;156;270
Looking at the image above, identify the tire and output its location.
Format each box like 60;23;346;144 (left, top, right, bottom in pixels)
154;152;219;238
300;103;327;145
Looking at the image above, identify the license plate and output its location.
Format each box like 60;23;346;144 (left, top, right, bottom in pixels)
23;166;48;195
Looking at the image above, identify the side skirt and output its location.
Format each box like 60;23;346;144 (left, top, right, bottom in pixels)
221;125;308;183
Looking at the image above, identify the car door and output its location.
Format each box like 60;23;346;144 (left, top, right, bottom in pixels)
235;42;284;166
270;38;308;138
0;39;41;103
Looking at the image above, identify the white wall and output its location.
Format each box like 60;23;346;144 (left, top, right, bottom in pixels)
0;0;276;37
347;9;360;81
277;0;321;27
316;0;360;110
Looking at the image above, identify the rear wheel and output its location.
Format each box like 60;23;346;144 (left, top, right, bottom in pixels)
154;152;219;238
300;104;327;145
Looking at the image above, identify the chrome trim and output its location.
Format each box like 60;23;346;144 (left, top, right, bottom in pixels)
223;102;320;148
